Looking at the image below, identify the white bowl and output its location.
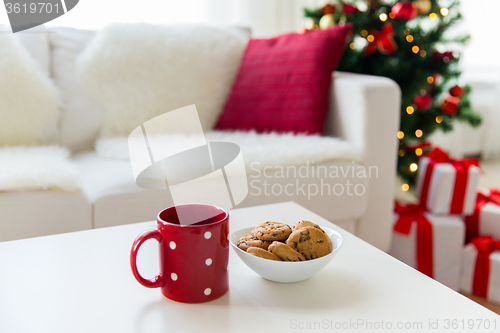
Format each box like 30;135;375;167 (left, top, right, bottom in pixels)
230;225;343;283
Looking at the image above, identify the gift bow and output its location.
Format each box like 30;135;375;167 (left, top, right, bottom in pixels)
471;236;500;298
464;188;500;243
477;188;500;207
424;147;480;169
364;23;398;56
394;202;425;235
394;202;434;278
404;141;432;151
419;147;480;214
471;235;500;254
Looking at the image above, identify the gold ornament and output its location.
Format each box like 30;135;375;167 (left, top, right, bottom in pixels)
304;18;315;30
413;0;432;15
319;14;335;30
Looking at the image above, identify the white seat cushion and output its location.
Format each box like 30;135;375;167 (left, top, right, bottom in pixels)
0;190;91;242
74;152;368;230
74;151;170;228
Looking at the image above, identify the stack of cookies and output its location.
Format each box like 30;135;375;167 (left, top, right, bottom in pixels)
237;220;332;261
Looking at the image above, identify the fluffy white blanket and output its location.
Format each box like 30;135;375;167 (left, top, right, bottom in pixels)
96;131;363;169
0;146;80;192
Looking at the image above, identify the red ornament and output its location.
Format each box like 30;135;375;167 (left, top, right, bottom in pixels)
432;51;454;63
449;85;465;97
414;94;433;111
440;95;460;116
364;23;398;56
342;3;359;15
391;2;418;20
321;3;336;14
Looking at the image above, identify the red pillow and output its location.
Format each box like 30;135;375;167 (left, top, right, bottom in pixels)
215;24;352;134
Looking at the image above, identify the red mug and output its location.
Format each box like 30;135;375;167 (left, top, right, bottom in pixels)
130;204;229;303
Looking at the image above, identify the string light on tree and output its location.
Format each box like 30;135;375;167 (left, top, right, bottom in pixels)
399;149;405;156
406;35;414;42
367;34;375;42
412;45;420;53
429;12;437;20
402;183;410;192
379;13;388;21
406;106;414;114
436;116;443;124
415;148;423;156
410;163;418;172
427;76;434;84
440;8;449;16
415;129;423;138
397;131;405;139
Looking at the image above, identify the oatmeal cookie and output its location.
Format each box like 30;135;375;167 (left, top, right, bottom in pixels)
286;226;331;260
292;220;326;234
268;241;306;262
237;234;272;251
251;221;292;241
247;247;282;261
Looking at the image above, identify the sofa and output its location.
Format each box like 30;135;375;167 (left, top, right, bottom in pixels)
0;24;400;252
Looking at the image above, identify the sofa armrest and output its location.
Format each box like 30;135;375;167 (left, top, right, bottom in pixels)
325;71;401;251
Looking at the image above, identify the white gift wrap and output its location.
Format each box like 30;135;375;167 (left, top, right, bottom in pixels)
389;213;464;290
460;245;500;304
416;156;480;215
474;188;500;239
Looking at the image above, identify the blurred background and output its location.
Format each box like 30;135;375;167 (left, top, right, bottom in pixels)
1;0;497;179
0;0;497;161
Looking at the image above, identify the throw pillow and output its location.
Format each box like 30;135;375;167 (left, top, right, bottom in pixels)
0;30;59;146
76;23;248;138
215;24;352;134
49;27;102;151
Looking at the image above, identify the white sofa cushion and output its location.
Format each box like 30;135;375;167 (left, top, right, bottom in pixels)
0;190;91;242
0;29;59;146
74;151;368;229
48;27;102;151
74;151;170;228
76;23;248;137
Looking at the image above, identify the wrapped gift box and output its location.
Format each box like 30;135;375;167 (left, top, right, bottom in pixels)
389;203;464;290
463;188;500;244
416;147;480;215
460;236;500;304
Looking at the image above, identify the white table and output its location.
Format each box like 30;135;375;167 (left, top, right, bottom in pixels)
1;202;499;332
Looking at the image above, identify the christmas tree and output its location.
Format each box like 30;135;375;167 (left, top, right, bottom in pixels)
304;0;481;192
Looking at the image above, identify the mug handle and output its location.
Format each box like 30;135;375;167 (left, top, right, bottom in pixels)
130;229;163;288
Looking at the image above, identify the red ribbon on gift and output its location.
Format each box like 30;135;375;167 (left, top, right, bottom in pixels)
364;23;398;56
394;202;434;278
419;147;480;214
464;189;500;243
471;236;500;298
